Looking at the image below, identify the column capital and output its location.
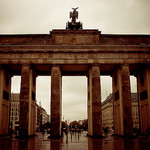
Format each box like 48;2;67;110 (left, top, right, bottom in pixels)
0;64;2;69
120;64;130;70
21;64;38;76
51;65;61;69
51;65;62;76
21;64;31;66
120;64;129;66
88;64;101;69
112;64;130;76
87;64;100;77
21;64;31;69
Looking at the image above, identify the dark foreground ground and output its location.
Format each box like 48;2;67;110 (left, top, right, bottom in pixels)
0;131;150;150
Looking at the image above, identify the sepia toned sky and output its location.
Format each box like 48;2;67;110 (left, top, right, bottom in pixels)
1;0;150;122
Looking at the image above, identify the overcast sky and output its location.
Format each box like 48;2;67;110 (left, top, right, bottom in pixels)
1;0;150;122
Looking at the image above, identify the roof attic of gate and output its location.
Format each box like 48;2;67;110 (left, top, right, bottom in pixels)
0;30;150;76
0;32;150;46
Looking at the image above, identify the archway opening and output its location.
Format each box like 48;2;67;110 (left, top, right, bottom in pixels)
101;76;113;132
36;76;51;131
130;76;139;129
101;76;112;102
11;76;51;132
62;76;87;130
11;76;21;131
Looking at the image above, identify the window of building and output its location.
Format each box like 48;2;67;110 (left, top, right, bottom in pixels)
136;111;138;116
15;121;19;124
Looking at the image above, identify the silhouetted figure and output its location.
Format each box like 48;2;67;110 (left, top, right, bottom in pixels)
65;127;68;137
42;130;45;139
70;7;78;24
66;7;82;30
9;129;13;139
2;129;5;137
104;127;108;138
15;130;19;138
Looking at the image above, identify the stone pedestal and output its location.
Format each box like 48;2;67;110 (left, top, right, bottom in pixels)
19;65;36;138
87;65;102;137
50;66;62;138
0;67;11;136
137;68;150;134
112;65;133;136
51;30;100;45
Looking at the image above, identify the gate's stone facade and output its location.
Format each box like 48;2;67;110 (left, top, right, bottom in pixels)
0;29;150;138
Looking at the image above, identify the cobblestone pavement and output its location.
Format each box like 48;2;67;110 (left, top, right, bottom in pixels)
0;131;150;150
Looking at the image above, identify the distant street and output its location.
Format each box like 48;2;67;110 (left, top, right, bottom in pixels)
0;131;150;150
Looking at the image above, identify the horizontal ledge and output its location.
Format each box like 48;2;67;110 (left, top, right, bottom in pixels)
0;44;150;47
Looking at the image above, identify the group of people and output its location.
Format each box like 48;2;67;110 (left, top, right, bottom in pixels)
103;127;109;138
9;129;19;139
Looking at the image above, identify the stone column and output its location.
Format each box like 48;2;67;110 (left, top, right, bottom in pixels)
112;64;133;136
87;65;102;137
19;65;36;138
137;68;150;134
0;66;11;136
87;67;93;136
50;65;62;138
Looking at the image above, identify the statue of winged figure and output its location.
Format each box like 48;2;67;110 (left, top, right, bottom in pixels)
70;7;79;24
66;7;82;30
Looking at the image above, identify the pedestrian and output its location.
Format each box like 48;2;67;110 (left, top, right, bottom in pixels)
42;130;45;139
104;127;108;138
2;129;5;137
65;127;68;137
9;129;13;139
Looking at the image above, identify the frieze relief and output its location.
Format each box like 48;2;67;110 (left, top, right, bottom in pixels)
0;52;149;64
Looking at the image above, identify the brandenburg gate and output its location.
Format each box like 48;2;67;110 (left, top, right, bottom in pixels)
0;8;150;138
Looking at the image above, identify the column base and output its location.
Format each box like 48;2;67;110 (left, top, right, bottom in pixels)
18;134;36;139
87;133;104;139
18;129;28;139
48;135;62;139
0;134;9;139
113;134;135;139
18;129;36;139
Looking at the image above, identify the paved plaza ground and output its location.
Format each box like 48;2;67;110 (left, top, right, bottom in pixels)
0;131;150;150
